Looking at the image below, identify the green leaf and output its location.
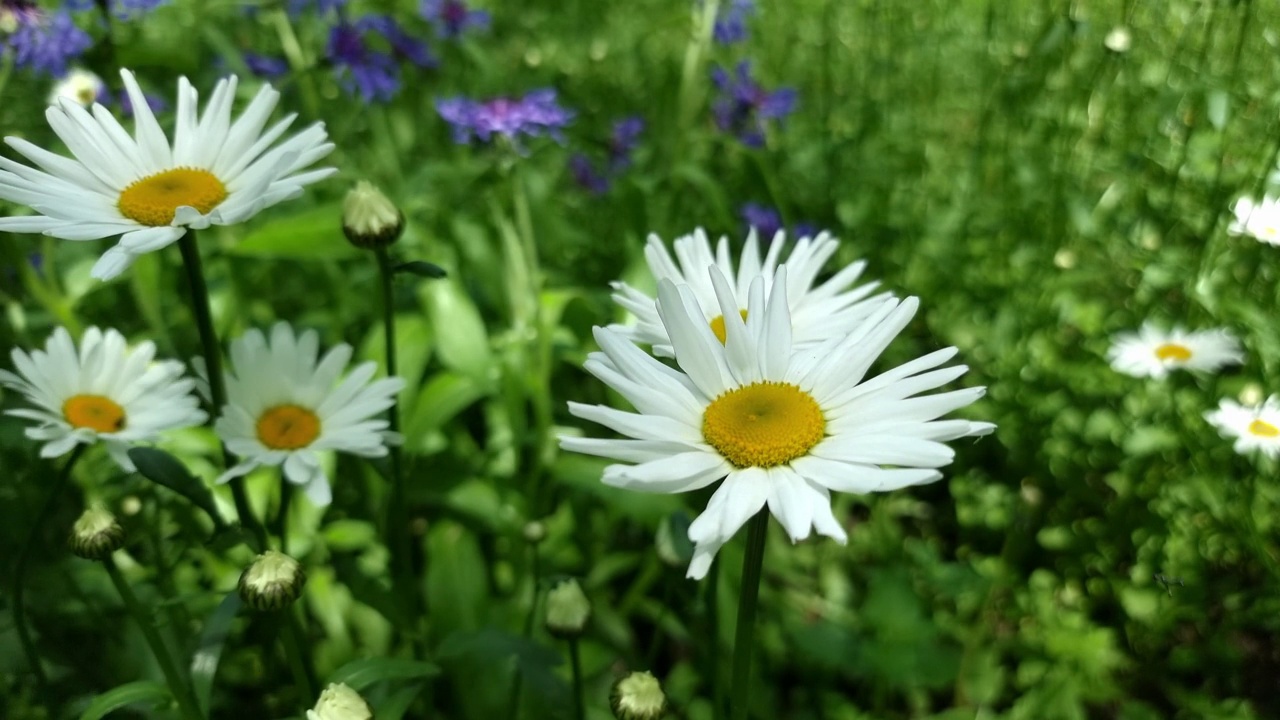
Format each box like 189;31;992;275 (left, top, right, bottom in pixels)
328;657;441;692
128;448;226;528
79;681;171;720
394;260;447;278
229;203;358;260
403;372;488;443
190;593;242;715
421;280;493;383
374;683;426;720
322;519;378;551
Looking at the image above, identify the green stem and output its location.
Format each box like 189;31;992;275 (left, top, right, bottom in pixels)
12;446;85;693
568;639;585;720
374;248;413;598
281;611;317;704
510;173;553;515
706;559;724;720
728;511;769;720
104;557;204;720
505;540;542;720
176;231;267;551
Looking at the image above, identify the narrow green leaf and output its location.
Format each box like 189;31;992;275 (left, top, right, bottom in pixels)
190;593;242;715
421;280;493;382
394;260;448;278
374;682;426;720
128;447;226;528
328;657;441;692
229;204;357;260
79;681;171;720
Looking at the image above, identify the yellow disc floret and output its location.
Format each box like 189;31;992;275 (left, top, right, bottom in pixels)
63;394;127;433
1248;419;1279;438
117;167;228;226
708;309;749;345
1154;343;1192;362
702;381;825;468
256;405;321;450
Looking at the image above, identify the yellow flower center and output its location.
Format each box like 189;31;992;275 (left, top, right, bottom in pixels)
1248;419;1279;438
256;405;321;450
1154;343;1192;362
117;167;228;226
708;310;749;345
702;381;825;468
63;394;127;433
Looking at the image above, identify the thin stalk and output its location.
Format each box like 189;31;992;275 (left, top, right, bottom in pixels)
176;230;267;551
568;639;585;720
728;511;769;720
706;559;724;720
375;249;411;585
511;173;554;516
12;446;85;693
104;557;204;720
272;484;293;555
505;541;542;720
281;611;318;704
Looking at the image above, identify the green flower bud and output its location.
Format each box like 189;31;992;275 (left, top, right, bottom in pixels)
238;550;306;612
544;578;591;639
306;682;372;720
69;506;125;560
342;181;403;249
610;671;667;720
523;520;546;544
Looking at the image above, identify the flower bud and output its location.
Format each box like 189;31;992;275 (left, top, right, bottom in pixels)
523;520;546;544
1104;27;1132;54
610;671;667;720
306;682;372;720
69;506;124;560
342;181;403;249
238;550;306;612
544;578;591;639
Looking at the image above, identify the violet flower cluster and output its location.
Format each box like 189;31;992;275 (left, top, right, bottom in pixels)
0;5;91;77
569;117;645;195
436;89;575;147
66;0;169;19
421;0;489;38
740;202;817;241
711;61;797;147
713;0;755;44
328;14;436;103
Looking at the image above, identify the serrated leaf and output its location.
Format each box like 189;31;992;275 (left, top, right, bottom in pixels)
128;447;226;528
79;681;171;720
328;657;441;691
229;204;358;260
190;593;242;714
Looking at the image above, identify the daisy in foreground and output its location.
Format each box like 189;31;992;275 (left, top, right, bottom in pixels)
0;326;206;469
1107;323;1243;379
1205;396;1280;458
214;322;404;506
0;68;335;280
609;227;888;357
563;267;993;578
1227;195;1280;246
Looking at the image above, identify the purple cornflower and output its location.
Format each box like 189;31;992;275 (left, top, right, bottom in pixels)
436;89;574;146
710;61;797;148
327;16;434;103
243;52;289;79
741;203;782;240
357;14;436;68
607;116;644;170
0;0;41;30
420;0;489;38
2;10;92;78
569;154;610;195
568;116;644;195
713;0;754;44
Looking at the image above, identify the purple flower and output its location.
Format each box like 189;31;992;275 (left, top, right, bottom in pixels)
2;10;92;78
357;14;436;68
607;116;644;170
713;0;754;44
420;0;489;38
711;61;797;148
0;0;41;28
741;202;782;240
569;154;610;195
65;0;169;19
287;0;346;17
117;88;167;117
244;52;289;79
436;89;574;146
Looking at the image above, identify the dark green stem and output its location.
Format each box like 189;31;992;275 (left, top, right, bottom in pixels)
505;541;542;720
728;511;769;720
104;557;204;720
706;558;724;720
176;231;267;551
374;248;414;617
568;639;585;720
281;611;317;704
12;446;85;693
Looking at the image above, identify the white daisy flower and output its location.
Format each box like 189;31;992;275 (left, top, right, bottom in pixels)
1107;323;1243;379
609;228;888;357
214;322;405;507
0;326;206;469
1227;196;1280;246
1204;395;1280;458
48;68;105;108
562;266;993;579
0;68;336;280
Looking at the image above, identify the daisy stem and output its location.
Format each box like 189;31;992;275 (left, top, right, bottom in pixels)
103;556;205;720
728;510;769;720
12;446;85;696
568;638;585;720
281;610;318;705
177;231;268;551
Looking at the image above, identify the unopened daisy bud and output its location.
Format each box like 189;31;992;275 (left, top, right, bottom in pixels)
238;550;306;611
306;682;372;720
69;507;124;560
1104;26;1132;54
523;520;546;544
610;671;667;720
544;578;591;639
342;181;403;249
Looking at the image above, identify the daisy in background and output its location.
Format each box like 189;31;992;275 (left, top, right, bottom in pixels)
610;227;888;357
0;326;206;469
214;322;405;507
562;266;992;579
1205;395;1280;458
0;68;335;280
1107;323;1243;379
48;68;104;107
1227;195;1280;246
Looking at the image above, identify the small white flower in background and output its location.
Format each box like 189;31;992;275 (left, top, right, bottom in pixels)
610;671;667;720
1204;395;1280;458
562;267;992;579
1107;323;1243;379
0;327;207;470
214;322;405;506
0;68;336;280
1104;26;1132;53
49;68;104;108
1227;196;1280;246
610;227;888;357
544;578;591;638
307;683;371;720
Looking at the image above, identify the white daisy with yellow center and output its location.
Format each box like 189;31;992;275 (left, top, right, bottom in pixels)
610;227;888;356
0;68;335;280
48;69;104;108
1205;395;1280;458
1107;323;1243;379
0;326;206;469
214;323;405;506
563;267;993;579
1228;196;1280;246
